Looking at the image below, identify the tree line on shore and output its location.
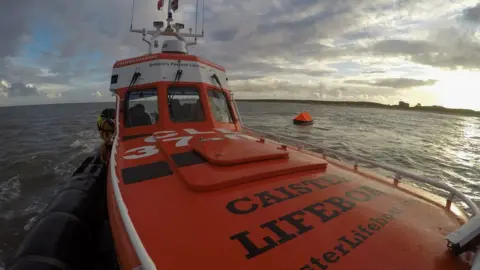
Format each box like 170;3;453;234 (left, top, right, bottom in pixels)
237;99;480;117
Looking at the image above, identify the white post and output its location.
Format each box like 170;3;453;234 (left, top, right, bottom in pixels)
166;0;174;28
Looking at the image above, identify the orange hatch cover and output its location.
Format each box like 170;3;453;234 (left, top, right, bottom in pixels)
191;136;289;165
178;138;328;191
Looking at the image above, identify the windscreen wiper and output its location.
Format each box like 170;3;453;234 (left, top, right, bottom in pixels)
211;73;222;89
174;69;183;84
128;68;142;89
125;69;142;126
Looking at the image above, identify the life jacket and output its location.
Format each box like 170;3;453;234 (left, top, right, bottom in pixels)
97;108;116;164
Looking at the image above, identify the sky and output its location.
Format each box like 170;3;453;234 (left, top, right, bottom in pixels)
1;0;480;109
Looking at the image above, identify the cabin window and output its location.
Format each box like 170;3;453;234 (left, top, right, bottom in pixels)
125;88;158;127
167;86;205;122
208;90;233;123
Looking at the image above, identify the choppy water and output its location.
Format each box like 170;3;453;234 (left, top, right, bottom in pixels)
0;101;479;267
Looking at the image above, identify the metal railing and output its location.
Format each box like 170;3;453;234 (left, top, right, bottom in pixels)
242;126;480;217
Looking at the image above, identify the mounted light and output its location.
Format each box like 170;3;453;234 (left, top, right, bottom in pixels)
153;21;164;29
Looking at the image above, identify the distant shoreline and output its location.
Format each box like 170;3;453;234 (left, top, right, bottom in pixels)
2;99;479;118
236;99;480;117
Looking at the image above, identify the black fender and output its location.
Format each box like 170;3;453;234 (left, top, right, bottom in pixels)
7;148;115;270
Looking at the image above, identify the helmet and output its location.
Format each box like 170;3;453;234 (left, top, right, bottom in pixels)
99;118;115;144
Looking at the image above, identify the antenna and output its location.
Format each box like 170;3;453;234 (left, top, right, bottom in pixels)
202;0;205;35
130;0;135;30
129;0;205;55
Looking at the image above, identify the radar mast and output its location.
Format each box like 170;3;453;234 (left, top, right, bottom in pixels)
129;0;204;54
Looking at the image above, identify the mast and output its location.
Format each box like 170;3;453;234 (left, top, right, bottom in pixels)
129;0;204;54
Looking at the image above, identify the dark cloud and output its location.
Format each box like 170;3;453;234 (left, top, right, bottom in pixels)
463;3;480;23
211;28;238;42
228;60;335;81
0;0;34;59
6;83;39;97
345;78;437;88
362;70;386;74
369;27;480;69
371;40;437;55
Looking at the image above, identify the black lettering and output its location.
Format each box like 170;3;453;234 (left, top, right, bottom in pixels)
371;217;388;227
230;231;277;259
358;225;374;236
300;265;314;270
352;230;368;240
339;236;363;249
278;211;314;235
322;175;349;185
345;189;372;202
260;220;296;244
323;196;356;212
310;257;328;270
334;243;350;256
304;202;341;223
274;186;299;200
359;185;384;197
226;197;257;215
303;179;328;190
368;223;380;231
323;251;340;263
288;183;313;195
254;191;285;208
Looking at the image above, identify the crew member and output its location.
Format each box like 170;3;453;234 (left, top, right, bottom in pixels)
97;108;116;164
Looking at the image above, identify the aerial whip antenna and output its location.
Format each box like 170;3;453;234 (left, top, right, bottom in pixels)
130;0;136;30
195;0;199;36
202;0;205;35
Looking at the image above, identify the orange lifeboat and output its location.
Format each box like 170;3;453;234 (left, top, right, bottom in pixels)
9;1;480;270
103;3;479;270
294;112;313;125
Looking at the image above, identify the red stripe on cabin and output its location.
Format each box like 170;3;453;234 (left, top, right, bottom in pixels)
113;53;225;72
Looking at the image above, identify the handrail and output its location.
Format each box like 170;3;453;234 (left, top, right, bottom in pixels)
243;126;480;217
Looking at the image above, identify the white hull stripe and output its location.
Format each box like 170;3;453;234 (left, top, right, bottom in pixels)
110;59;229;91
110;95;157;270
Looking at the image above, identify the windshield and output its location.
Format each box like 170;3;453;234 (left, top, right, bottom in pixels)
208;90;233;123
125;88;158;127
168;86;205;123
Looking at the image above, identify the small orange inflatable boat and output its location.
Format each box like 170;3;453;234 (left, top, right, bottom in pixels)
294;112;313;125
10;1;480;270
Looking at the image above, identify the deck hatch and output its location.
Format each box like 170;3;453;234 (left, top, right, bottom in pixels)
171;151;207;167
191;138;289;166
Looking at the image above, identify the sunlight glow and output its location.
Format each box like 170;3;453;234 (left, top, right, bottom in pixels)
425;70;480;110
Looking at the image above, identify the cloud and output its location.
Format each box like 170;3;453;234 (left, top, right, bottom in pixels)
463;3;480;23
93;90;104;97
345;78;437;89
1;0;480;108
368;26;480;69
1;82;39;97
371;40;437;55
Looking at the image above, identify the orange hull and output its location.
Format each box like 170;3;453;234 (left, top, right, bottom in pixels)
109;129;471;270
